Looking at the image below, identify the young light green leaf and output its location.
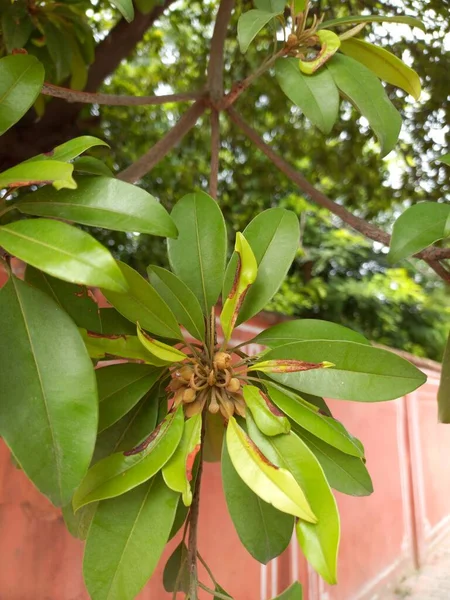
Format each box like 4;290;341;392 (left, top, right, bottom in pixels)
438;331;450;423
320;14;425;31
0;54;45;136
102;261;182;340
163;413;201;506
25;136;109;163
137;322;187;363
251;318;369;347
148;265;206;341
226;416;317;521
275;58;339;134
0;160;76;190
243;385;290;436
108;0;134;22
84;475;178;600
327;54;402;156
293;426;373;496
97;363;161;432
17;176;177;237
0;275;98;506
263;381;363;456
298;30;341;75
220;232;258;341
340;38;421;100
80;329;168;365
73;405;184;510
0;219;128;292
222;438;294;564
223;208;299;325
167;192;227;314
389;202;450;263
73;156;114;177
163;542;189;593
237;10;281;53
263;340;426;401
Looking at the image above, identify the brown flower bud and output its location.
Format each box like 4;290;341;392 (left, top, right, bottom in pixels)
226;377;241;393
208;394;220;414
213;351;231;371
167;377;184;392
184;397;204;417
286;33;298;47
178;365;194;382
183;388;197;403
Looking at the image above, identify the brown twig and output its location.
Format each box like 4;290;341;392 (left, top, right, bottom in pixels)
210;110;220;199
118;100;207;183
424;259;450;284
207;0;235;104
227;107;450;279
41;83;203;107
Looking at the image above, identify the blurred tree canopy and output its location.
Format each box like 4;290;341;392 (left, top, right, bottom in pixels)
1;0;449;359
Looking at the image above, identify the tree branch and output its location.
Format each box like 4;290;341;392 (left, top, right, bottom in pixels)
41;83;203;106
209;110;220;198
207;0;235;104
118;100;207;183
227;107;450;280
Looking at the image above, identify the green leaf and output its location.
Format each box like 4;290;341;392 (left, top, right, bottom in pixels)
0;219;128;292
340;38;421;100
25;136;109;163
294;426;373;496
320;14;426;32
73;405;184;510
437;153;450;166
254;0;286;12
108;0;134;23
148;265;206;341
262;340;426;401
222;438;294;564
25;266;102;332
326;54;402;157
163;542;189;593
263;381;363;456
163;413;202;506
438;332;450;423
226;416;316;521
97;364;161;432
237;10;280;53
275;58;339;134
1;8;33;53
167;192;227;314
0;54;45;136
97;308;136;335
102;261;182;339
137;322;187;362
134;0;159;13
41;20;72;81
298;30;341;75
81;329;167;365
0;160;76;190
17;176;177;237
388;202;450;263
0;275;97;506
252;318;369;347
293;0;306;12
62;502;97;540
223;208;299;325
272;582;303;599
84;475;178;600
73;156;114;177
243;385;290;436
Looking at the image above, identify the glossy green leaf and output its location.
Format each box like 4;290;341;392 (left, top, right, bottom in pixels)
73;405;184;510
0;160;76;190
25;266;102;332
438;153;450;166
438;332;450;423
320;14;425;31
222;438;294;564
0;219;128;292
102;261;182;339
17;176;177;237
73;156;114;177
167;192;227;314
294;426;373;496
326;54;402;156
272;582;303;599
263;340;426;401
42;20;72;81
0;54;44;136
148;265;205;341
25;136;109;163
97;363;161;432
97;308;136;335
275;58;339;134
108;0;134;22
62;502;97;540
237;10;280;53
84;475;178;600
340;38;421;100
220;232;258;340
80;329;167;365
252;318;369;347
137;322;187;362
243;385;290;436
226;416;316;521
254;0;285;12
163;413;201;506
163;542;189;593
0;275;97;506
389;202;450;263
223;208;299;325
299;30;341;75
1;8;33;53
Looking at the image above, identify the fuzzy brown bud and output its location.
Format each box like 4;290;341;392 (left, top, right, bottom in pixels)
213;351;231;371
226;377;241;393
208;394;220;414
178;365;194;382
183;388;197;403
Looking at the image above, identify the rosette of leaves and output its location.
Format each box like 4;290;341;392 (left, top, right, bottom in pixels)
1;189;427;599
238;0;424;156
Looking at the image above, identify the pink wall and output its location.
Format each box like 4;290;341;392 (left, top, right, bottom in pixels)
0;264;448;600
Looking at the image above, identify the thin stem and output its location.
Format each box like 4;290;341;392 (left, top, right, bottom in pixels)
425;259;450;284
198;582;232;600
197;551;218;587
207;0;235;103
209;109;220;199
